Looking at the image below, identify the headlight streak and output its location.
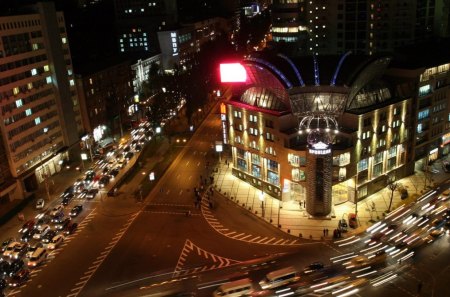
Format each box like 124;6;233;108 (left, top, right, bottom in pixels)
278;292;294;297
350;266;371;274
417;218;429;227
371;273;398;287
391;248;408;258
336;288;359;297
336;237;361;247
417;190;436;203
369;223;386;234
360;242;382;253
275;288;290;293
385;205;405;219
355;270;377;278
332;284;357;294
330;252;355;261
398;251;414;262
366;221;382;233
334;254;358;264
313;281;348;292
391;208;412;222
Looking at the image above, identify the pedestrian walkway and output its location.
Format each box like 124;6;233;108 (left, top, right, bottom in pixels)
211;157;450;240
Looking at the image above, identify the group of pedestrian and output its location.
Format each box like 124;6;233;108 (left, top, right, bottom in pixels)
322;228;330;237
333;228;342;238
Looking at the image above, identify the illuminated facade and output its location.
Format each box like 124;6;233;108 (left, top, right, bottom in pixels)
0;2;81;201
223;52;415;216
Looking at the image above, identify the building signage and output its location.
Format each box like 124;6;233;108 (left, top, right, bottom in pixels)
171;32;178;56
309;141;331;155
220;103;228;144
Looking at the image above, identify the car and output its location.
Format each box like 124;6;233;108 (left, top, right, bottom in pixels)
26;242;43;258
86;188;98;199
35;213;52;227
41;230;57;244
35;198;45;210
55;218;71;231
425;228;444;243
1;237;14;252
50;205;64;217
74;181;85;194
62;193;74;206
47;234;64;250
98;175;110;188
33;224;50;240
303;262;324;274
20;229;36;243
5;259;24;277
62;186;74;197
8;269;29;287
18;220;35;233
2;242;21;258
85;170;96;184
27;248;48;267
51;211;65;223
10;242;28;260
124;152;134;160
70;205;83;217
108;168;119;178
64;222;78;235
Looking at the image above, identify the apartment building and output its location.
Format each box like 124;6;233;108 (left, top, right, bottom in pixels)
0;2;81;202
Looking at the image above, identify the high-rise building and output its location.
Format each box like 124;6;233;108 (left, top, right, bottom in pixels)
271;0;447;56
0;2;81;203
113;0;178;58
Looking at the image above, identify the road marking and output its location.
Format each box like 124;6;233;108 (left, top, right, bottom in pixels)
249;236;261;242
224;231;236;236
273;238;285;245
257;237;268;243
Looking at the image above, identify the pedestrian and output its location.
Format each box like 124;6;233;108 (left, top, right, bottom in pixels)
227;162;230;168
371;201;376;211
323;229;326;237
417;282;423;294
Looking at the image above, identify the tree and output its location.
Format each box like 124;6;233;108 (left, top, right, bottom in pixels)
386;176;399;212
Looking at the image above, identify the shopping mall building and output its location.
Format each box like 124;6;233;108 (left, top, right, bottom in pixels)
220;51;450;217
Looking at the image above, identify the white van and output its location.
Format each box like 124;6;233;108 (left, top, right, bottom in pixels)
27;248;48;267
213;278;253;297
259;266;300;289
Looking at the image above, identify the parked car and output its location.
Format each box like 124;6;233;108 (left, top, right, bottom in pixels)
70;205;83;217
35;198;45;210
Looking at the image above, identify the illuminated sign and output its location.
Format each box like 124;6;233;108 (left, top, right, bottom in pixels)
171;32;178;56
220;63;247;83
220;103;228;144
309;141;331;155
215;141;223;152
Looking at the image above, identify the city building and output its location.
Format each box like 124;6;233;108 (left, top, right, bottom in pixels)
75;58;134;145
113;0;178;58
270;0;448;56
220;51;421;217
0;2;81;203
157;17;230;72
131;54;162;94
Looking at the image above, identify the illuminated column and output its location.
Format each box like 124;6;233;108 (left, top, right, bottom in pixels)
306;142;333;216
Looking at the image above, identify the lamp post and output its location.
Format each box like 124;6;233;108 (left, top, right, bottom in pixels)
259;191;265;218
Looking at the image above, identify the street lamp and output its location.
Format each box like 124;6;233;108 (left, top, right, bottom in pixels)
259;191;265;218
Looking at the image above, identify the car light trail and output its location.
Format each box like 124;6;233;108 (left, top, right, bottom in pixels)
355;270;377;278
336;288;359;297
371;273;398;287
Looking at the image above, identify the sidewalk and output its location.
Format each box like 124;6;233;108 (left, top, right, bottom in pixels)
211;157;450;240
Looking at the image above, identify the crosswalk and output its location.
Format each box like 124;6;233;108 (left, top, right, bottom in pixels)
172;239;241;278
200;197;302;246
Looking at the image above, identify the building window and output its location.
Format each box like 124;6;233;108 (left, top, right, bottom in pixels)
392;120;401;128
265;132;274;141
419;84;431;96
268;160;278;172
377;139;386;148
249;127;258;136
13;87;19;95
252;164;261;178
363;117;372;127
292;168;306;181
249;140;259;150
333;152;350;166
265;119;274;128
25;108;32;116
31;68;37;76
387;157;396;170
358;158;368;172
373;163;383;177
46;76;52;84
237;158;247;171
34;117;41;125
288;154;300;166
418;109;429;120
251;153;260;165
265;146;276;156
388;146;397;158
235;124;243;131
15;99;23;108
233;110;242;118
362;131;371;140
249;114;257;123
234;135;242;144
267;171;279;185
